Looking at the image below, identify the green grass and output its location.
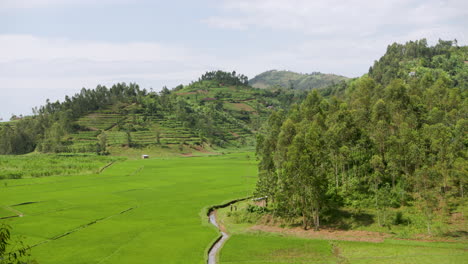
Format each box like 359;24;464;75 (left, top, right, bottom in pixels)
220;233;337;264
336;239;467;264
0;206;16;218
0;153;257;264
0;154;119;179
219;233;467;264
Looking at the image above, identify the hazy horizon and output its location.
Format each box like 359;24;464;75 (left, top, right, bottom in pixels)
1;0;467;120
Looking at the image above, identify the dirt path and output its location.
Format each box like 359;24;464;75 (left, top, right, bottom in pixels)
250;225;390;242
250;224;465;243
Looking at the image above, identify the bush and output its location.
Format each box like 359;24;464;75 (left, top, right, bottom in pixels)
246;204;268;214
7;173;23;179
227;204;269;224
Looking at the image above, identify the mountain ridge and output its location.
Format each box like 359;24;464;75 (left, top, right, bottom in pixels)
249;70;349;90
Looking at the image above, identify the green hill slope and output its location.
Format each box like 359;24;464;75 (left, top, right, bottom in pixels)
0;71;305;155
249;70;348;90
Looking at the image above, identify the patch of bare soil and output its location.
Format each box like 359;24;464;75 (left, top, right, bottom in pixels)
249;225;390;243
180;153;193;157
229;132;240;137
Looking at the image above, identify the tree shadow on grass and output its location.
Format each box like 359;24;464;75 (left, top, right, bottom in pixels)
443;230;468;238
322;209;374;230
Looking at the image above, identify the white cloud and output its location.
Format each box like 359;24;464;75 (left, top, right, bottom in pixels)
0;35;194;62
0;34;213;119
205;0;468;40
1;0;467;119
201;0;468;80
0;0;132;9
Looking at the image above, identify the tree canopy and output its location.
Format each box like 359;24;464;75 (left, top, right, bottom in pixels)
255;39;467;232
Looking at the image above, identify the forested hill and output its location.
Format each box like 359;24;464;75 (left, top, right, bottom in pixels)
249;70;349;90
0;71;306;155
255;39;467;232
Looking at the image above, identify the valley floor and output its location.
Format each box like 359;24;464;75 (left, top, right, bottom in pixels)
1;153;466;264
0;152;257;264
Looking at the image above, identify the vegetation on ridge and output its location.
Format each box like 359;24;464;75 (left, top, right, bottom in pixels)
250;70;349;90
0;71;306;155
255;39;467;235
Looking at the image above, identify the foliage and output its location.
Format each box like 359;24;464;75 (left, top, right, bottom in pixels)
199;70;248;86
0;224;33;264
255;39;467;233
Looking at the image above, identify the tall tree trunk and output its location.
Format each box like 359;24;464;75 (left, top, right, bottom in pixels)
460;180;464;199
313;208;320;231
334;158;339;189
302;210;308;230
302;197;307;230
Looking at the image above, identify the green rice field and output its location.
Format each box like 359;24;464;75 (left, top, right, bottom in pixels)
0;154;119;179
0;153;257;263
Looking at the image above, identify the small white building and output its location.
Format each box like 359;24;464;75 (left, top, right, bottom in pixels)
142;155;149;159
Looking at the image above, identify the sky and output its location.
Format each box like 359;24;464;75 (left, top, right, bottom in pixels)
1;0;467;120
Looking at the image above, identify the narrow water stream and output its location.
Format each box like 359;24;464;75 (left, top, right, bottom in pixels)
206;197;250;264
207;210;228;264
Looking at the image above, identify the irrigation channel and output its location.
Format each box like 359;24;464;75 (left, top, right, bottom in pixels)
206;197;250;264
208;211;229;264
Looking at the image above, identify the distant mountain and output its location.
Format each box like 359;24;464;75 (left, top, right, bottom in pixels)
249;70;349;90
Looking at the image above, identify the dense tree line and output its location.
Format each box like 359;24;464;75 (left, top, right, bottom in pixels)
255;40;467;233
199;70;249;86
369;39;467;88
0;83;146;154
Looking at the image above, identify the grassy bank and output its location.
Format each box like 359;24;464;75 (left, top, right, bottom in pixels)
216;201;468;264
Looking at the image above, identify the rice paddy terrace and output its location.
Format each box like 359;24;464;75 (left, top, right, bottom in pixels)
69;111;207;152
65;82;281;153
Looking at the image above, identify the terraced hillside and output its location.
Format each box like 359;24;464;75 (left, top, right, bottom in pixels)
68;112;203;152
58;73;307;154
0;71;305;155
